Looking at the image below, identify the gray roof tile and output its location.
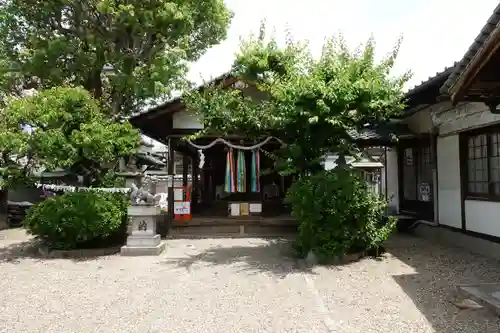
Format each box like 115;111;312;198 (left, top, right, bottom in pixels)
440;3;500;94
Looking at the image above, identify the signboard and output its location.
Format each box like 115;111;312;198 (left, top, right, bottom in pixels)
404;148;413;165
173;201;190;215
419;183;431;202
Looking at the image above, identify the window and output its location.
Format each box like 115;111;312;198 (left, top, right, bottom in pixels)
464;130;500;198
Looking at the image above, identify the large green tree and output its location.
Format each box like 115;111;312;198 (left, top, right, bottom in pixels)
0;87;140;187
0;0;232;187
185;28;411;175
0;0;232;116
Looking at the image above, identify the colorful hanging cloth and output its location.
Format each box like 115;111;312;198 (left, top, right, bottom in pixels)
251;150;260;192
224;149;236;193
236;150;246;192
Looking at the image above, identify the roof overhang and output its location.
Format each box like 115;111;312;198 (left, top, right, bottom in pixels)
448;23;500;105
441;3;500;107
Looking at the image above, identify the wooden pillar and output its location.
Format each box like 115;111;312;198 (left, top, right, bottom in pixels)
192;157;199;212
182;153;189;215
182;153;189;187
167;138;174;222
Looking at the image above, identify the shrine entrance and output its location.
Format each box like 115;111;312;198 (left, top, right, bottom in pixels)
185;136;290;219
128;74;404;235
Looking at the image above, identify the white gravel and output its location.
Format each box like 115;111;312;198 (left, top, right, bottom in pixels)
0;229;499;332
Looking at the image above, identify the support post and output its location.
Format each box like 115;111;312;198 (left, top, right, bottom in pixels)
192;156;198;212
182;153;189;187
384;146;388;213
167;137;174;224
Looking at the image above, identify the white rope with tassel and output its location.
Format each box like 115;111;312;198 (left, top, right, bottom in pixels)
186;136;284;169
186;136;285;151
36;183;131;193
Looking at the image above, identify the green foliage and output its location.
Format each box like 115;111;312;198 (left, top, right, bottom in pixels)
0;87;140;187
24;191;128;250
286;169;397;261
185;25;411;175
0;0;232;116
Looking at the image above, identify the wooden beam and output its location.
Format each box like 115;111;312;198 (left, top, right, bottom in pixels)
469;81;500;90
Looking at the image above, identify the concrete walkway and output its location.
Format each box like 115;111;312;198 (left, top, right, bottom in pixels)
0;229;499;332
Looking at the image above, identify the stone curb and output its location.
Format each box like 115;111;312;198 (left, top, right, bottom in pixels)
165;235;295;240
38;245;121;259
299;251;365;268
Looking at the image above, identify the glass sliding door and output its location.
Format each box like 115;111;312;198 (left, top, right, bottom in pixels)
398;138;435;220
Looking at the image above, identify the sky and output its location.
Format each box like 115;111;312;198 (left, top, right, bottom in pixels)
188;0;500;90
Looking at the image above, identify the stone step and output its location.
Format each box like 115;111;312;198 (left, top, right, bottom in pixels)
456;284;500;316
168;224;297;239
126;234;161;247
170;216;297;228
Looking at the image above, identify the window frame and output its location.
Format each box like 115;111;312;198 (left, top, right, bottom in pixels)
461;124;500;201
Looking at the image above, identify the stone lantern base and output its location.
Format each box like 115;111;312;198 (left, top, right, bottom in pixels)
120;205;166;256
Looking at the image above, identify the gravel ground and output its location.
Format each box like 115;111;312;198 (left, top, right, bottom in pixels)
0;229;499;333
313;236;500;332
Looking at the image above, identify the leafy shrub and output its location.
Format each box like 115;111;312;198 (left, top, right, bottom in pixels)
24;191;128;250
286;168;396;262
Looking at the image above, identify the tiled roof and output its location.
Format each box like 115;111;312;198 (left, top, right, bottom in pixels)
135;152;165;167
440;3;500;94
349;122;412;142
406;65;455;97
128;72;234;120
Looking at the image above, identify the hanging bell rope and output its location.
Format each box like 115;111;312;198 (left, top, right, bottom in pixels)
186;136;285;151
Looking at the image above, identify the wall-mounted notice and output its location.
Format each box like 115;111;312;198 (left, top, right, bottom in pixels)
173;201;190;215
230;203;240;216
174;188;184;201
249;203;262;213
240;203;249;216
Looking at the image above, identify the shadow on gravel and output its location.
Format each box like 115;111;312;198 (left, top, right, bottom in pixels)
0;239;121;263
0;227;123;263
387;234;500;333
163;238;316;277
0;240;42;263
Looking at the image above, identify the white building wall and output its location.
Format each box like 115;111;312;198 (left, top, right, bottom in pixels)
384;148;399;213
432;101;500;236
172;110;204;129
465;201;500;237
436;135;462;228
435;102;500;136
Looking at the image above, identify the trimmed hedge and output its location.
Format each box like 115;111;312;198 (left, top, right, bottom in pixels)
24;191;128;250
286;169;396;262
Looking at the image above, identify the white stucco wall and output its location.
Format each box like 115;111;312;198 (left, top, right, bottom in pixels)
384;148;399;213
172;110;204;129
434;101;500;136
433;101;500;236
464;201;500;237
436;135;462;228
403;109;434;134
